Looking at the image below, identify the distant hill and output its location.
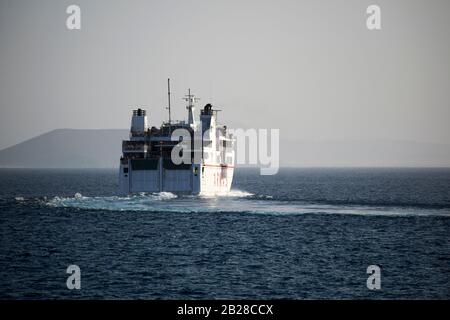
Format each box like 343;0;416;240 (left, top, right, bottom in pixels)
0;129;128;168
0;129;449;168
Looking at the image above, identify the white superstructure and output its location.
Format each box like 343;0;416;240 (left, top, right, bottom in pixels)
119;85;235;195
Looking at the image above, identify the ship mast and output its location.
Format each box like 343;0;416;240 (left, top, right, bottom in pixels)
167;78;172;124
184;88;199;127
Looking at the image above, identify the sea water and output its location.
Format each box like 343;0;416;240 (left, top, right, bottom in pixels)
0;168;449;299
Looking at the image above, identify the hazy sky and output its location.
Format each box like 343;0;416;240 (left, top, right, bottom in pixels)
1;0;449;150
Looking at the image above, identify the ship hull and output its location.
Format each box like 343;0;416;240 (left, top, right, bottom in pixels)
119;158;234;195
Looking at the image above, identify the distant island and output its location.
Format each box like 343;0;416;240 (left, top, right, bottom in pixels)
0;129;449;168
0;129;128;168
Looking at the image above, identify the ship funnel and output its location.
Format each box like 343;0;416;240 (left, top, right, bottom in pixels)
131;108;148;134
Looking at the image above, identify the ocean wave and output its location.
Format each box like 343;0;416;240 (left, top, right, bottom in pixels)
47;192;178;211
40;192;450;218
7;190;450;212
199;189;254;198
246;196;450;210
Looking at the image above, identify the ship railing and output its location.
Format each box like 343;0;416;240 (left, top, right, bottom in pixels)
130;131;146;137
122;141;148;152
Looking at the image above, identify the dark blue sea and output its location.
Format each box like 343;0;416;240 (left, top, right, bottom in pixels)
0;168;449;299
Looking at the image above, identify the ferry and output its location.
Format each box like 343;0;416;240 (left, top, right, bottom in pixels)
119;80;235;195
